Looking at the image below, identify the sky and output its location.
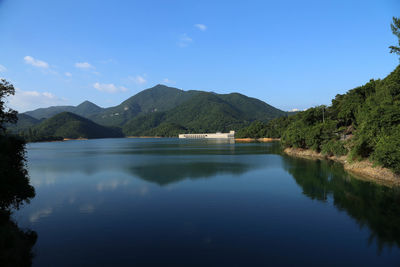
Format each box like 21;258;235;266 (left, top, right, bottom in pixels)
0;0;399;112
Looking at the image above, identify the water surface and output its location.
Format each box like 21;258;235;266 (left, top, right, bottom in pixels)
13;138;400;266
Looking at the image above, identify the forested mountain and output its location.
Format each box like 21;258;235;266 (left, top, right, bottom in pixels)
74;101;103;117
21;112;123;141
122;91;286;136
25;100;103;120
14;84;287;138
25;105;77;119
238;65;400;174
5;114;42;134
88;85;202;126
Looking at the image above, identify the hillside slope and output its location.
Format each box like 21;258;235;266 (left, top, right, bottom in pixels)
6;114;41;133
27;112;123;139
25;105;76;119
74;101;103;117
123;91;287;136
25;100;103;120
88;85;201;126
238;65;400;175
22;84;287;132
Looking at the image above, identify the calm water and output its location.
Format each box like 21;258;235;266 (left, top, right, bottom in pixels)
13;138;400;266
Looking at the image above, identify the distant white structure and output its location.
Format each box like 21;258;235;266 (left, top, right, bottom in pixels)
179;131;235;139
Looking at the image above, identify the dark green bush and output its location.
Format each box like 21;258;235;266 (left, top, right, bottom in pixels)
372;127;400;174
321;140;348;157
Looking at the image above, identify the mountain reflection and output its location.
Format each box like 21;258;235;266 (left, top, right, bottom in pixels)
129;161;251;186
282;155;400;250
0;136;37;266
115;139;274;156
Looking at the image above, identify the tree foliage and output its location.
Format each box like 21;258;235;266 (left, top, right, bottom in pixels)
389;17;400;56
236;116;294;138
238;64;400;174
0;79;35;211
0;79;18;133
282;66;400;173
0;80;37;266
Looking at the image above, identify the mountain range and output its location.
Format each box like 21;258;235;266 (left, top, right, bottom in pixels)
11;84;289;139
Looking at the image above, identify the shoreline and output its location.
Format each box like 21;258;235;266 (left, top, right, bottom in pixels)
283;147;400;187
235;138;280;142
126;136;162;138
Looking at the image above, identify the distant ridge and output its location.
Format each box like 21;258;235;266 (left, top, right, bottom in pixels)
15;84;289;138
25;100;103;120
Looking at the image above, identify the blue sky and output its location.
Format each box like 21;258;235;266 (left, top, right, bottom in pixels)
0;0;399;112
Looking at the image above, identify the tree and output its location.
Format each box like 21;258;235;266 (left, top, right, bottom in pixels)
389;17;400;56
0;80;37;266
0;79;17;134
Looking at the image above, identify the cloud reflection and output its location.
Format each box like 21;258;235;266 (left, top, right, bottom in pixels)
29;208;53;223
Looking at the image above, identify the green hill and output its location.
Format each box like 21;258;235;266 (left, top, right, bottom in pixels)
6;114;41;133
25;101;103;120
26;112;123;140
25;105;76;120
89;84;201;126
218;93;285;121
238;64;400;174
123;91;287;136
21;84;287;134
74;101;103;117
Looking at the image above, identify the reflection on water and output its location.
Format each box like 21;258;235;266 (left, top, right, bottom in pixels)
0;135;36;266
282;155;400;251
27;139;276;186
13;138;400;266
130;162;251;185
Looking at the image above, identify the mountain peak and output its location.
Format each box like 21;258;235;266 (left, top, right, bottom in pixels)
148;84;178;91
77;100;99;108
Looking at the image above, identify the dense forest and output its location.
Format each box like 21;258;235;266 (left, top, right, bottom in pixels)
0;79;37;266
238;18;400;175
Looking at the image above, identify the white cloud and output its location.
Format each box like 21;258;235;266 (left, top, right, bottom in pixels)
94;82;127;93
290;108;300;112
0;64;7;72
162;78;175;85
129;75;147;85
65;72;72;77
75;62;94;69
8;88;67;112
194;24;207;31
178;34;193;47
24;56;49;68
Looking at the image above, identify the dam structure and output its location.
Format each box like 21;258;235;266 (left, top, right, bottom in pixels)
179;131;235;139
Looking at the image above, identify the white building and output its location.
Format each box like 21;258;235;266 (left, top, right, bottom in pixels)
178;131;235;139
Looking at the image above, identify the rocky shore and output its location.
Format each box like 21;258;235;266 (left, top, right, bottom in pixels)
235;138;280;142
283;147;400;187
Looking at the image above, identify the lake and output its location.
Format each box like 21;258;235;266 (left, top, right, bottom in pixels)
13;138;400;266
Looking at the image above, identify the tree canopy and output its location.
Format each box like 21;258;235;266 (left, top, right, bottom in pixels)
0;79;17;134
389;17;400;56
